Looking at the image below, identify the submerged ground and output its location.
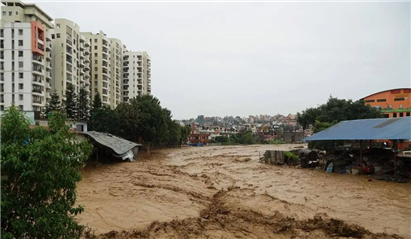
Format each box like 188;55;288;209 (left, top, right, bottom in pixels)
77;145;411;239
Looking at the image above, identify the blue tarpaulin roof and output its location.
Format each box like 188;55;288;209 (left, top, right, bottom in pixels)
303;117;411;141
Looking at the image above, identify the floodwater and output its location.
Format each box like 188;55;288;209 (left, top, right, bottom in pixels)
77;145;411;239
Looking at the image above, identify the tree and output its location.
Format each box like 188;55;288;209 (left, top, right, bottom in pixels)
1;105;92;239
45;92;62;117
132;95;167;152
65;84;78;119
180;126;191;145
115;102;139;142
92;92;102;110
89;105;120;135
297;96;382;129
77;87;90;122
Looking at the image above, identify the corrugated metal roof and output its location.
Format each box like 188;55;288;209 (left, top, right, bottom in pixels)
304;117;411;141
84;131;142;155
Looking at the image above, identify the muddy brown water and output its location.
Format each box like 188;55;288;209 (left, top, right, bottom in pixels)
77;145;411;239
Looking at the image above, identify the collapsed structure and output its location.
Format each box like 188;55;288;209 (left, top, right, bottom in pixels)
82;131;142;162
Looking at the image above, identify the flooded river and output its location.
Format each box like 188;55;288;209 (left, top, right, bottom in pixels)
77;145;411;239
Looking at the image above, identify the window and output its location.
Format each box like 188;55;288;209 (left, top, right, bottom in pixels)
57;33;61;38
384;114;389;118
0;29;3;37
19;72;23;78
365;99;374;103
2;11;5;16
16;11;18;15
94;39;97;43
94;46;97;50
94;67;97;71
0;105;4;111
8;11;12;16
19;62;23;68
400;113;404;117
52;34;55;39
394;98;404;101
94;74;97;78
18;29;23;35
94;60;97;64
407;112;410;117
19;105;23;111
19;83;23;89
18;51;23;57
376;99;386;102
56;23;61;28
19;94;23;100
94;53;97;57
393;113;397;118
0;73;3;81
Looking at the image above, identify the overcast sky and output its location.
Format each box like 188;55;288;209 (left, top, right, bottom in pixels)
36;1;410;119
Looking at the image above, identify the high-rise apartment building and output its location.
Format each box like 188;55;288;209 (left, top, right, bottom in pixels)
0;0;53;112
50;18;91;104
81;31;124;108
122;51;151;103
109;38;123;106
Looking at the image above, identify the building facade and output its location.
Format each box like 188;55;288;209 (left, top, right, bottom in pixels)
122;51;151;103
81;31;125;108
50;18;91;104
362;88;411;118
0;0;53;112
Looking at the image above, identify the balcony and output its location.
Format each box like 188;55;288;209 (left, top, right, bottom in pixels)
102;89;108;96
46;62;52;69
80;43;85;51
46;42;52;51
66;36;72;45
32;86;43;96
103;76;109;83
32;76;43;85
32;55;43;64
46;82;51;89
46;52;52;61
32;97;42;105
84;51;90;55
46;72;52;80
32;66;43;75
84;58;90;63
66;55;73;64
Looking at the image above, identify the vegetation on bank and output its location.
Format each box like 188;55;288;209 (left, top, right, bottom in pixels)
1;106;92;238
45;88;190;150
88;93;191;150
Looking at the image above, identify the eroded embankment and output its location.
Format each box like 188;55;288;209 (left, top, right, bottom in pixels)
92;187;403;239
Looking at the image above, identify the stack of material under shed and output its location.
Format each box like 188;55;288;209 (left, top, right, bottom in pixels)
83;131;142;162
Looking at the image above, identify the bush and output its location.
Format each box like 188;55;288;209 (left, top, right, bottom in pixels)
1;106;93;239
268;139;285;144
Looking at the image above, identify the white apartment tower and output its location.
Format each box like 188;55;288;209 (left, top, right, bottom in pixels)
0;0;53;112
122;51;151;103
81;31;124;108
50;19;91;104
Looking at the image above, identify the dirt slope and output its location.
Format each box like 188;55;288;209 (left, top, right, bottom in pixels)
77;145;411;239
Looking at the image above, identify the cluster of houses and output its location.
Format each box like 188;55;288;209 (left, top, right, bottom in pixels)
186;119;312;145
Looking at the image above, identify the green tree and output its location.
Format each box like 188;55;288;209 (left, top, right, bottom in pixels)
92;92;102;110
89;105;120;135
115;102;139;142
180;126;191;145
297;96;382;129
1;105;92;239
45;92;62;117
77;86;90;122
132;95;167;152
65;84;78;119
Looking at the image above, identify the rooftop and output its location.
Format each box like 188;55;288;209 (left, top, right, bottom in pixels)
304;117;411;141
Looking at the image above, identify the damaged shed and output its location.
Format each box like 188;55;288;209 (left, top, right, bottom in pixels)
83;131;142;162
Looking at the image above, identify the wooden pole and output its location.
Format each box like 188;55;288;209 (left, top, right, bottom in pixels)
359;140;363;174
394;140;397;175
